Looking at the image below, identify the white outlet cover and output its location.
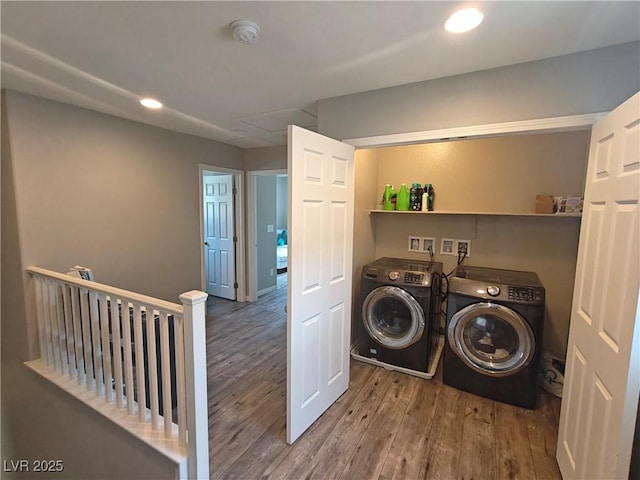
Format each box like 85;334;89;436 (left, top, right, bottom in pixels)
421;237;436;253
456;239;471;257
440;238;456;255
408;236;421;252
267;224;274;233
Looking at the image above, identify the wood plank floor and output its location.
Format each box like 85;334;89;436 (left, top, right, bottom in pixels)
206;278;562;480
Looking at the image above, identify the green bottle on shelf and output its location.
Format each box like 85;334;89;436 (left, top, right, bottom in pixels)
396;184;410;211
382;184;394;210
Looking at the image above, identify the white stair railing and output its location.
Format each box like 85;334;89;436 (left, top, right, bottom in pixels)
26;266;209;479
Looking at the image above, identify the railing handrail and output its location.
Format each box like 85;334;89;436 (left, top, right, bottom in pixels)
26;266;183;315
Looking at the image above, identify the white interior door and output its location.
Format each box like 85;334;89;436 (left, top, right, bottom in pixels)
557;92;640;479
203;174;236;300
287;125;355;444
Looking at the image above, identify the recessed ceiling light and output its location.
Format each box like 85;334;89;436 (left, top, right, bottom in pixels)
445;7;484;33
139;98;163;109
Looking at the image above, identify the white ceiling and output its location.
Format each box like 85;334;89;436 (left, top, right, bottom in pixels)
2;1;638;149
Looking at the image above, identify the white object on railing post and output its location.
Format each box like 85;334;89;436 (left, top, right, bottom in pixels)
179;290;209;480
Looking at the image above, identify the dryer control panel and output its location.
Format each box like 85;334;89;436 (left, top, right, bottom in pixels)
508;286;542;303
404;272;425;285
449;265;545;305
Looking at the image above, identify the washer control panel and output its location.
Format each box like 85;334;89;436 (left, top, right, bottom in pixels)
508;286;542;303
362;261;442;288
404;272;424;284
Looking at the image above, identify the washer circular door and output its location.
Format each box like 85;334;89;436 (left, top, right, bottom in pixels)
362;285;425;349
447;302;535;377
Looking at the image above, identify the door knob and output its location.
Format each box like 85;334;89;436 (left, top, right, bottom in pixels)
204;241;210;246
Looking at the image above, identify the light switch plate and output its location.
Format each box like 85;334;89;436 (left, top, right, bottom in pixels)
267;224;274;233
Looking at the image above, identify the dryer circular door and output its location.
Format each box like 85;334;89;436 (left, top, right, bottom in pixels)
447;302;535;377
362;286;425;349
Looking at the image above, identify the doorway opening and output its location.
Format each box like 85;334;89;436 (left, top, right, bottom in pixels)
199;164;246;302
247;169;288;301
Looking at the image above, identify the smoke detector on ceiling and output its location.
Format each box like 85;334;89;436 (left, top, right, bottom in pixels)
231;20;260;44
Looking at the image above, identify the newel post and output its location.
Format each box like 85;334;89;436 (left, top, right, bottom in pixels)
180;290;209;479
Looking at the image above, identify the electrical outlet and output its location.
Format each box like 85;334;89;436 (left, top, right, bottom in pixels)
456;239;471;257
421;237;435;255
408;236;421;252
267;224;274;233
270;268;274;276
440;238;456;255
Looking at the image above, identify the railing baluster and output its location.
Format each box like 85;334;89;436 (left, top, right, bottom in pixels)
43;280;54;366
70;286;86;385
99;294;113;402
122;302;135;415
55;282;69;375
110;297;124;408
47;280;61;370
89;291;104;396
80;288;94;391
160;312;173;436
146;307;160;429
34;277;48;364
62;285;76;379
133;303;147;422
175;315;187;447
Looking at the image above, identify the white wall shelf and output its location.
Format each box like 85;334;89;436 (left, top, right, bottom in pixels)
369;209;581;218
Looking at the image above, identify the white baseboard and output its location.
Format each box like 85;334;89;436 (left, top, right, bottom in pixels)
257;285;277;297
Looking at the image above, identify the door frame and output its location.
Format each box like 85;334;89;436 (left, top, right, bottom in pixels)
342;112;606;148
246;169;287;302
199;164;246;302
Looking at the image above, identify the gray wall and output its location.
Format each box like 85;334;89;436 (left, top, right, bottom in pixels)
256;175;278;293
244;145;287;171
318;42;640;141
4;91;244;302
1;90;244;478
